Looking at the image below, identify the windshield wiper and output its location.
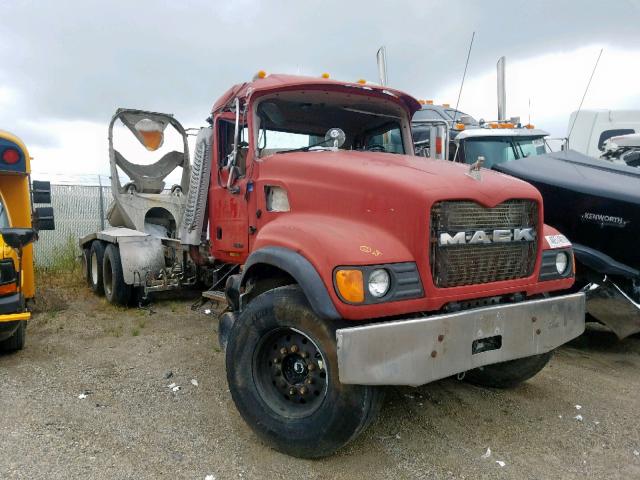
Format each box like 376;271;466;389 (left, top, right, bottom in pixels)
275;137;333;154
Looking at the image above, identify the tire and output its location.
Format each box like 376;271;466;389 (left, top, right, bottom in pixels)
0;321;26;353
81;248;91;286
102;244;132;306
464;352;553;389
225;285;384;458
89;241;106;295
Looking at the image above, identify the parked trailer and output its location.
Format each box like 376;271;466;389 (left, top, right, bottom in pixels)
81;73;584;458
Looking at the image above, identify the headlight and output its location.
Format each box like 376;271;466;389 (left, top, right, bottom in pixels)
368;269;390;298
555;252;569;275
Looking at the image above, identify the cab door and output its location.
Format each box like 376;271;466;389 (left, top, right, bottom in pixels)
209;113;250;263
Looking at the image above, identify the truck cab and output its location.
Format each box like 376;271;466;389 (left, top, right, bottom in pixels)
451;124;550;167
214;75;583;457
568;109;640;157
81;73;585;458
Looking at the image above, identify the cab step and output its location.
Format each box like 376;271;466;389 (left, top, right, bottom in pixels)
202;289;227;303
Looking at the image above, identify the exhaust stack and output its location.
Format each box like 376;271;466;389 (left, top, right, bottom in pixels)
376;46;388;86
497;56;506;121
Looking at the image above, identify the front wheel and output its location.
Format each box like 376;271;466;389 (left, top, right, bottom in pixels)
0;321;26;353
464;352;553;389
225;285;383;458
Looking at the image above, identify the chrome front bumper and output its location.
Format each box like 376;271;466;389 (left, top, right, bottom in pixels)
336;292;585;386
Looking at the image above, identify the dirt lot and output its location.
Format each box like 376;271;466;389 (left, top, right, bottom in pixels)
1;274;639;480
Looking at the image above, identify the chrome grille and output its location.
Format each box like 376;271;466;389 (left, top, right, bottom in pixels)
430;200;538;288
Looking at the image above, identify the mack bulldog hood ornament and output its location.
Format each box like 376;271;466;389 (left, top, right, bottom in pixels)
466;155;485;180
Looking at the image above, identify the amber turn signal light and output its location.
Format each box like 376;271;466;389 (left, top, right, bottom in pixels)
335;269;364;303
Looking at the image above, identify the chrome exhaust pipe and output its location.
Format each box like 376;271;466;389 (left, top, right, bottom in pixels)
376;46;388;86
497;56;506;122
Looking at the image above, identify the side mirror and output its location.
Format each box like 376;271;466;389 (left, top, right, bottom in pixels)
0;228;37;249
32;180;52;204
34;206;55;231
325;128;346;149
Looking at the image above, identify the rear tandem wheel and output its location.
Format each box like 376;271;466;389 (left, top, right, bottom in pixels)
102;244;132;306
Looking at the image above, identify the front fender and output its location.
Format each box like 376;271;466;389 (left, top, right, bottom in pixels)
250;214;415;318
241;246;340;320
253;214;413;265
573;243;639;279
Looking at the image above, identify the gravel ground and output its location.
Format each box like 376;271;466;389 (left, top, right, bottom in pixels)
1;276;639;480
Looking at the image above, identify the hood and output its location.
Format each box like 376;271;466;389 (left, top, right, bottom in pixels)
261;150;542;208
495;149;640;206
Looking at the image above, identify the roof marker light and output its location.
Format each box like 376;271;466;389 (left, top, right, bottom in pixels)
255;70;267;80
442;103;450;107
357;79;367;84
321;72;330;79
425;100;434;105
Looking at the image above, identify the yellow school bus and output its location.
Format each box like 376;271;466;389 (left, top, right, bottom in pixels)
0;130;53;353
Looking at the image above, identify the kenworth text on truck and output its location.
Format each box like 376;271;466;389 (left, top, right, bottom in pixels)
79;73;585;458
0;130;54;353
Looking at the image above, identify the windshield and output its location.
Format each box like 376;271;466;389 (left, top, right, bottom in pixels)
413;108;477;124
255;90;408;157
443;108;476;124
413;109;446;121
463;136;547;168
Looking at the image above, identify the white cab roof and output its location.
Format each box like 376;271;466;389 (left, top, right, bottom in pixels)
455;128;549;141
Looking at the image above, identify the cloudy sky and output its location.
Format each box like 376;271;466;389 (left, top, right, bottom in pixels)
1;0;639;182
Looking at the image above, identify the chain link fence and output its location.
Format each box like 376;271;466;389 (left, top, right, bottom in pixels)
34;183;111;268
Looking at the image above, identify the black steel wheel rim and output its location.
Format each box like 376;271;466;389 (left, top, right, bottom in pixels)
253;327;328;419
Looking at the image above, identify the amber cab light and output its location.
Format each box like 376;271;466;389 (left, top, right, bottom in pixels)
2;148;20;164
335;269;364;303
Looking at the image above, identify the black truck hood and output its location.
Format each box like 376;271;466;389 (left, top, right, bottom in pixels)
495;150;640;271
495;150;640;205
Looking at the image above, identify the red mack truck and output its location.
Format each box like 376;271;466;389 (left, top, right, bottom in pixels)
80;72;585;458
